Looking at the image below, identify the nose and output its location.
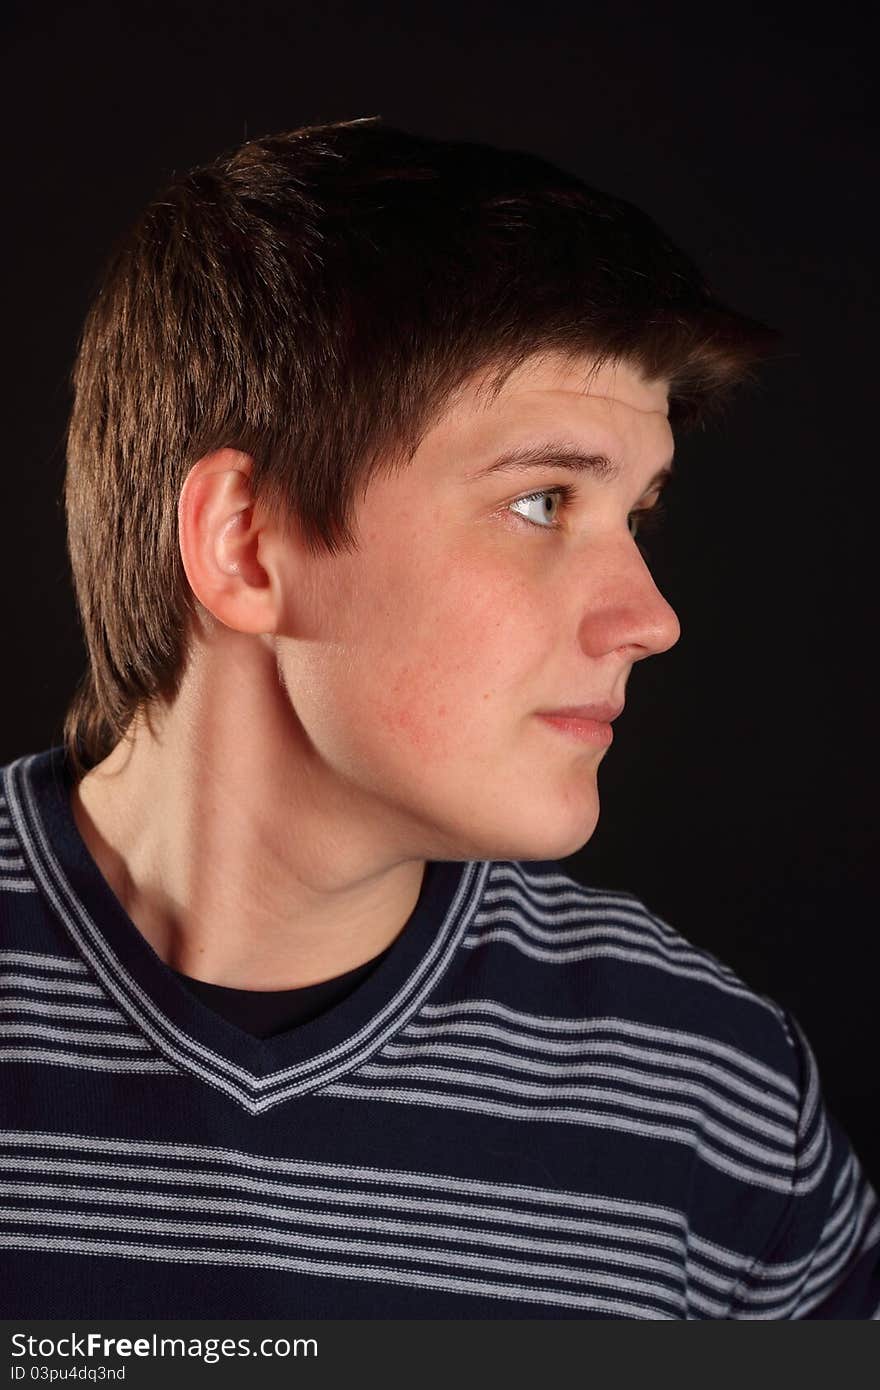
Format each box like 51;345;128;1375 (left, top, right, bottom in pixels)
633;578;681;660
578;540;682;662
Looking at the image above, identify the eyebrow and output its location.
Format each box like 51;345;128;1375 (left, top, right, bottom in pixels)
468;440;675;493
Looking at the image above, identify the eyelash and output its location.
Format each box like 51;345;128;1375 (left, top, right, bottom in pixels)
509;483;668;543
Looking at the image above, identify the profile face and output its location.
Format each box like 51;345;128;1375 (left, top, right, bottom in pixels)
276;350;681;865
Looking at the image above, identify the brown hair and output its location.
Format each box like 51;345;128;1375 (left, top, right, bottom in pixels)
62;115;782;784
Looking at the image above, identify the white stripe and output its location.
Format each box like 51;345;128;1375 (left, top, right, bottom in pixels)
0;1131;702;1221
360;1055;794;1153
1;997;128;1023
486;867;779;1006
0;1022;152;1049
734;1192;876;1309
0;1178;697;1270
0;1154;689;1235
739;1157;860;1285
0;1166;752;1298
479;895;744;984
319;1081;797;1194
0;972;105;998
416;1001;799;1097
463;928;782;1007
403;1022;797;1121
383;1037;798;1129
790;1199;880;1317
0;1233;672;1316
0;1204;690;1311
0;950;89;974
0;1048;177;1073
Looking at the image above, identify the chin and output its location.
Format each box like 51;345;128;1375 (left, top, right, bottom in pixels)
510;811;601;864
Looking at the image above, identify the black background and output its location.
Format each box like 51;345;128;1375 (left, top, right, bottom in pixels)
2;1;877;1183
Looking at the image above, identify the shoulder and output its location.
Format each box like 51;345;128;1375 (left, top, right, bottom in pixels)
466;857;800;1092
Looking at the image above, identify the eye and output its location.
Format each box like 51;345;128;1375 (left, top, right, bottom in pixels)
508;485;669;545
507;485;576;529
628;497;668;543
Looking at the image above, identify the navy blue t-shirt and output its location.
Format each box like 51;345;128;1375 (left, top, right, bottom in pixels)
1;744;878;1318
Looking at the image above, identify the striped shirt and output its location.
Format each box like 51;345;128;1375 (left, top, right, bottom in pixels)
1;743;878;1318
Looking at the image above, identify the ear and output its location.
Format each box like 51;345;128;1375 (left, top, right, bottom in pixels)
177;448;281;636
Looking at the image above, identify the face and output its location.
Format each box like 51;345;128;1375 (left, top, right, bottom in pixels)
274;351;681;864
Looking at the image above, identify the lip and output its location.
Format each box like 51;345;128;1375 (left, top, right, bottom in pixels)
537;711;616;745
538;703;624;722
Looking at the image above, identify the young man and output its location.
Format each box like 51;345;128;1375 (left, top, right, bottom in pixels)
1;118;877;1319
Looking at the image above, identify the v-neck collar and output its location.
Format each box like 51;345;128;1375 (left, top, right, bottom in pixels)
2;746;488;1113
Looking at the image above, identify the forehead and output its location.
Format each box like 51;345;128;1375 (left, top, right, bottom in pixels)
419;351;672;474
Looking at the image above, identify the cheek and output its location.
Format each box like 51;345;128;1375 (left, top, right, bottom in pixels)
373;660;456;759
362;566;539;760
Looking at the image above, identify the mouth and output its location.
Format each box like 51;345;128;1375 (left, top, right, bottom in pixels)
536;712;615;745
538;702;624;722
